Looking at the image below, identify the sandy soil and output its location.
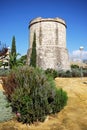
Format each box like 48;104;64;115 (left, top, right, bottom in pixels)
0;83;3;91
0;77;87;130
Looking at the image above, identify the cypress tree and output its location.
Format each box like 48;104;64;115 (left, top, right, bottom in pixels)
10;36;17;69
11;36;16;56
30;32;36;67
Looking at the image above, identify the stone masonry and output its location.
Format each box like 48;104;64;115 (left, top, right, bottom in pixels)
27;17;70;71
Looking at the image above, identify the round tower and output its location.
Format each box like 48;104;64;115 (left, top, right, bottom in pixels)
27;17;70;70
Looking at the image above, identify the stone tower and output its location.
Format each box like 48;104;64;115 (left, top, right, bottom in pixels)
27;17;70;71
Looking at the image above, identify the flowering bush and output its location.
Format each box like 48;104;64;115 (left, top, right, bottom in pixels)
2;66;68;124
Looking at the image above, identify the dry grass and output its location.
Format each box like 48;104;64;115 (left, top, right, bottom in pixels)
0;77;87;130
0;84;3;91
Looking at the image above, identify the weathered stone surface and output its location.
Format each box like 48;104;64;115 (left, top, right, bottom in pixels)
27;17;70;71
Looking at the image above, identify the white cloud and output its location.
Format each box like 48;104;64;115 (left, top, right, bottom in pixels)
69;50;87;61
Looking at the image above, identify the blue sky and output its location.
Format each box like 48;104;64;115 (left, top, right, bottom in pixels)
0;0;87;59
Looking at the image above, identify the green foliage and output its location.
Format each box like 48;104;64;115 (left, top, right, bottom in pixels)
71;66;87;77
0;90;13;122
0;69;9;77
65;70;72;77
71;68;81;77
3;66;68;124
51;88;68;113
58;70;68;77
83;68;87;77
30;32;36;67
2;70;18;100
0;61;3;67
45;68;58;79
71;64;79;69
17;55;27;65
10;36;18;69
9;53;21;69
11;36;16;56
58;69;81;77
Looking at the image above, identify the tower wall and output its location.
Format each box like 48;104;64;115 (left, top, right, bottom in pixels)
27;17;70;70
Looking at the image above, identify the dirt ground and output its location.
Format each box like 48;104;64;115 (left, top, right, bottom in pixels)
0;77;87;130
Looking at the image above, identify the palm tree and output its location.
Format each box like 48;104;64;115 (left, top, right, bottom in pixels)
9;52;22;69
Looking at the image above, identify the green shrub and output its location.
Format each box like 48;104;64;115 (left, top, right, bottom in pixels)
58;69;81;77
83;68;87;77
45;68;58;78
71;68;81;77
0;61;3;67
0;90;13;122
0;69;9;77
51;88;68;113
71;64;79;69
58;70;67;77
2;70;18;100
3;66;68;124
65;70;72;77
